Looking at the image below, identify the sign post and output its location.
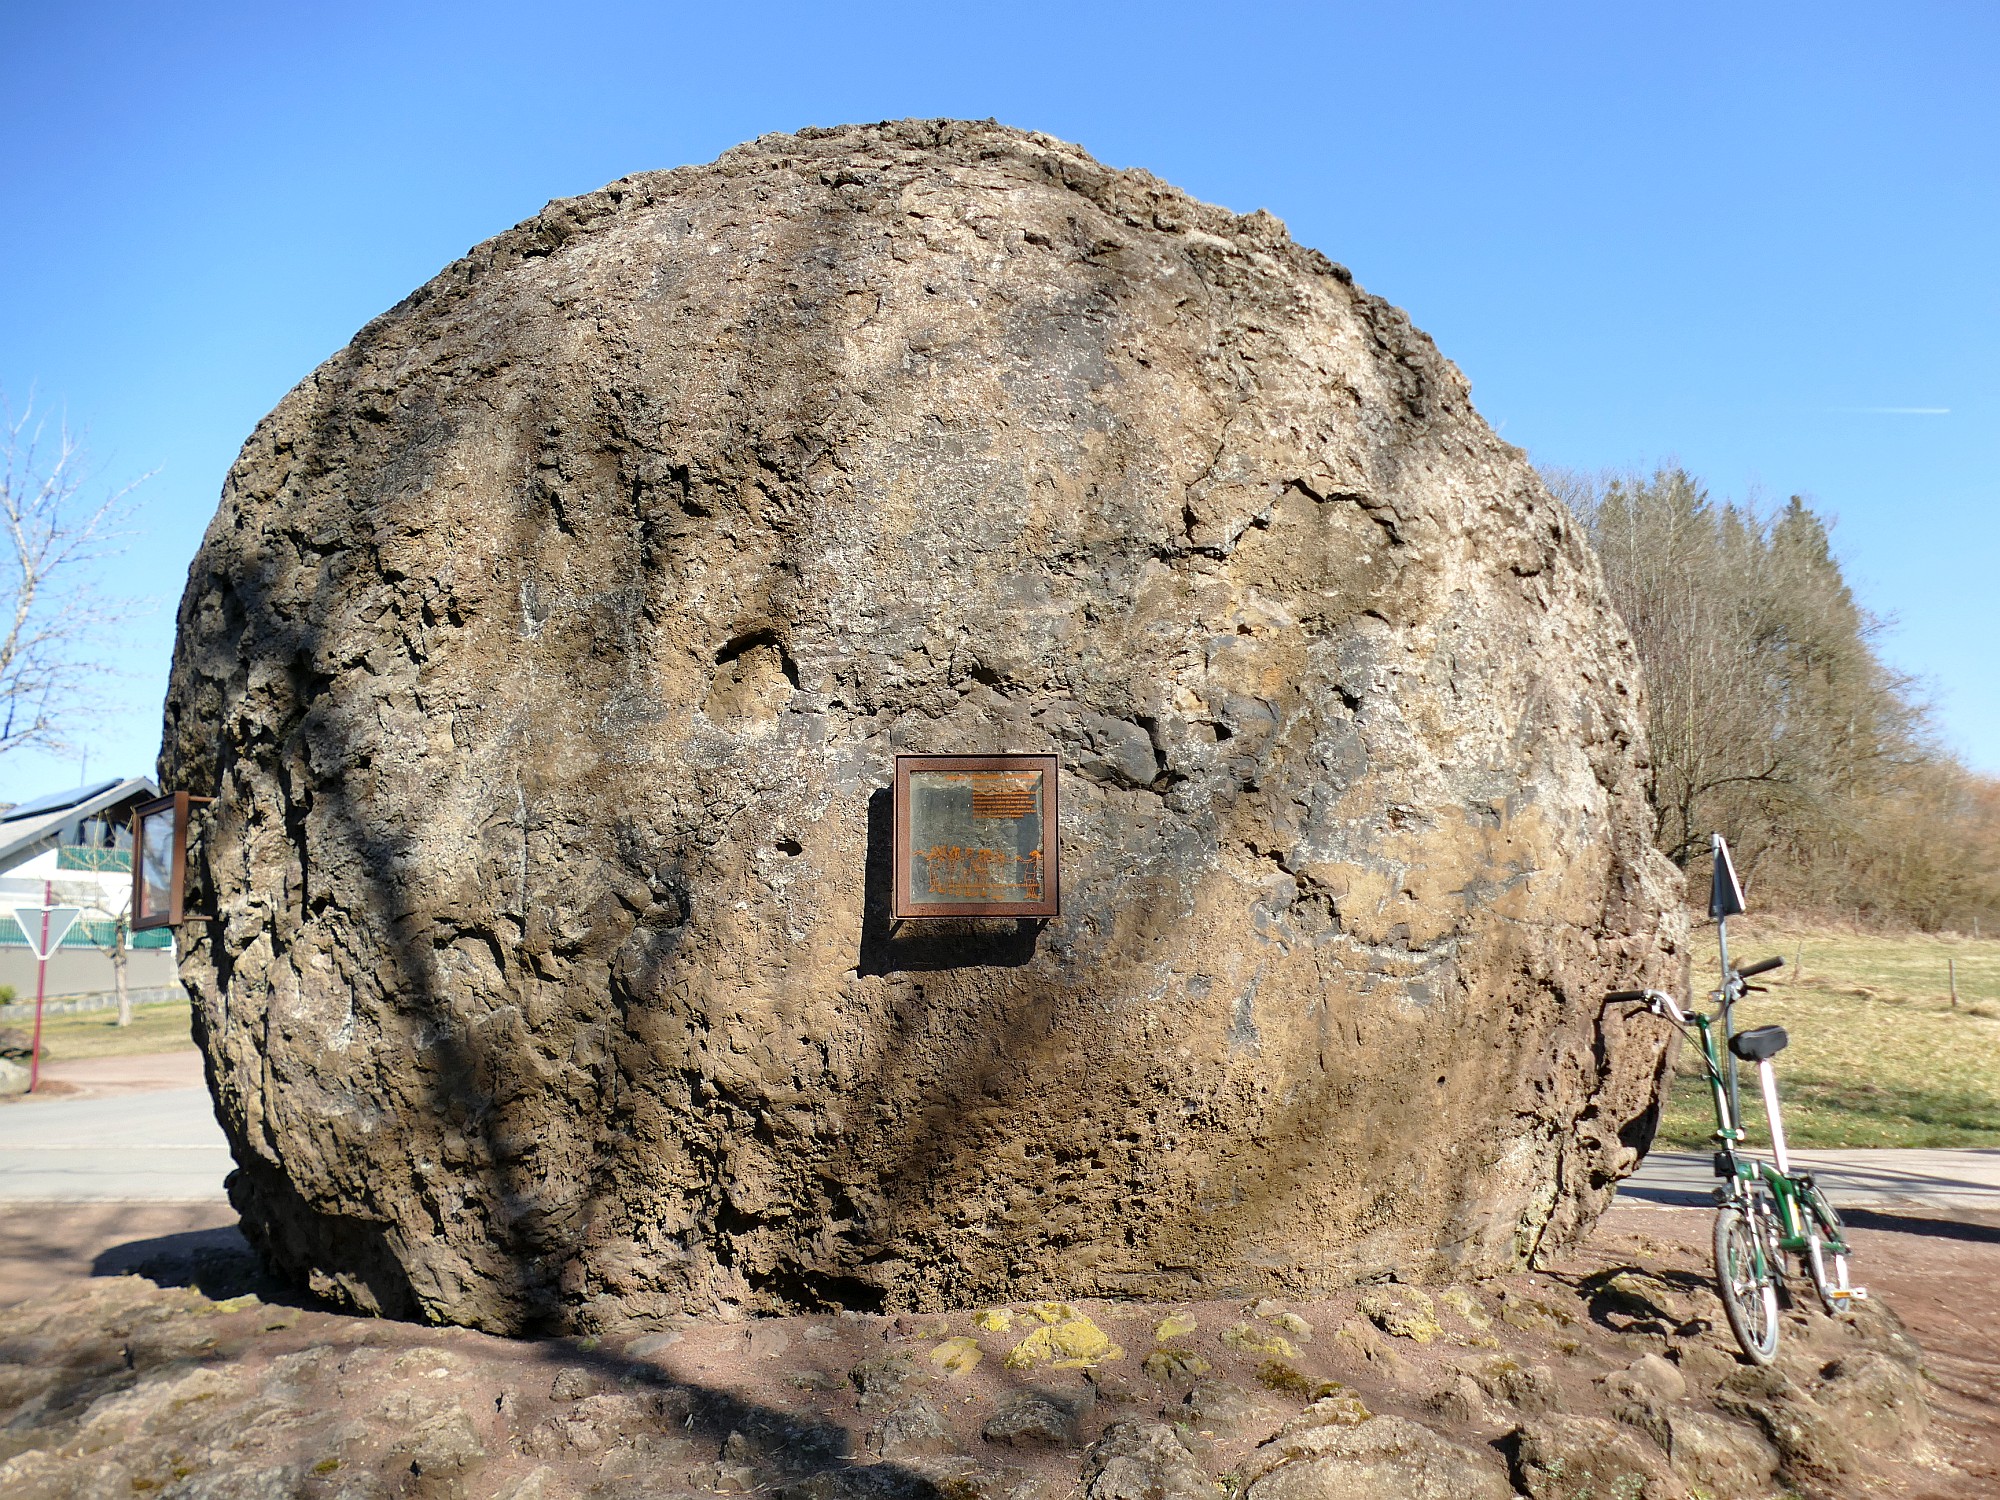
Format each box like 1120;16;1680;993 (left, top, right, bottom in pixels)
11;883;83;1093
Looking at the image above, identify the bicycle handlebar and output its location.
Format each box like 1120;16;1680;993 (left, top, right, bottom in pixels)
1605;987;1693;1024
1737;955;1785;979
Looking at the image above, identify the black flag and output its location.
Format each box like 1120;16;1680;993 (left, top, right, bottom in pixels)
1709;833;1746;919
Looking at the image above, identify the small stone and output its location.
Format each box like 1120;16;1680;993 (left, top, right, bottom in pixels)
1495;1289;1575;1335
1267;1312;1314;1343
399;1401;486;1475
975;1309;1015;1333
873;1397;952;1458
1665;1411;1780;1496
1333;1320;1410;1380
1623;1352;1687;1405
1082;1419;1212;1500
710;1460;762;1493
1005;1315;1123;1369
1153;1313;1199;1342
982;1393;1078;1447
1511;1414;1686;1500
850;1351;926;1408
1469;1356;1556;1414
1438;1287;1490;1330
1181;1378;1275;1437
1222;1321;1300;1359
930;1336;984;1375
1141;1346;1210;1383
551;1365;610;1401
1356;1288;1443;1344
1280;1387;1372;1431
1242;1415;1514;1500
1422;1374;1487;1427
1087;1367;1141;1406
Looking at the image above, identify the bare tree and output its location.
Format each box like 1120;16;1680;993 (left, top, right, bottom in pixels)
0;392;149;760
54;874;136;1024
1549;462;2000;931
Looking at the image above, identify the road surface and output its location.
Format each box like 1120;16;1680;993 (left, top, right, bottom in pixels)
7;1055;1999;1215
0;1082;232;1202
1620;1147;2000;1211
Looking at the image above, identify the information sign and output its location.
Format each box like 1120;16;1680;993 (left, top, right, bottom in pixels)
892;753;1059;919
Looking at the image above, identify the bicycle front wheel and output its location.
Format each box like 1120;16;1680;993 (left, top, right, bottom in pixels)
1715;1202;1780;1364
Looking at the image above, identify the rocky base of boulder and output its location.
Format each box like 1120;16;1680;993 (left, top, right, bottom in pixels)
0;1213;1946;1499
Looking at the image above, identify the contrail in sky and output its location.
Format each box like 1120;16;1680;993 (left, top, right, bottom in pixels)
1835;406;1951;414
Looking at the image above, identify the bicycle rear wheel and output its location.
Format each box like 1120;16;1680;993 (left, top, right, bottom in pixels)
1715;1201;1780;1363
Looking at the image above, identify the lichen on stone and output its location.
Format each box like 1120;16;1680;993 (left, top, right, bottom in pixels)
1222;1322;1300;1360
1357;1289;1443;1344
1005;1315;1124;1370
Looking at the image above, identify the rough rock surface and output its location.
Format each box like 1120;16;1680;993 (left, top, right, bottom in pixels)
0;1213;1949;1500
161;119;1683;1331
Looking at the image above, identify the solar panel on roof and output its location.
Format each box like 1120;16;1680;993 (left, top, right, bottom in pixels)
0;779;124;822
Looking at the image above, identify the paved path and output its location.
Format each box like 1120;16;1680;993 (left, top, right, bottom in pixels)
8;1054;1999;1216
32;1048;206;1096
0;1083;232;1201
1621;1148;2000;1211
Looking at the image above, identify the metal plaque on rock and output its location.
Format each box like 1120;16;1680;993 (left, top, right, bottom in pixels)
891;753;1059;919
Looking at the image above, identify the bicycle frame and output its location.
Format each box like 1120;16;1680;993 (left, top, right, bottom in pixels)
1681;1004;1849;1263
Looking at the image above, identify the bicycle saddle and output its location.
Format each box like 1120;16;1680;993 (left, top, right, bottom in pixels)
1729;1025;1789;1062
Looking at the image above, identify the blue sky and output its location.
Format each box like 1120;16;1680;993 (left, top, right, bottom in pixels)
1;0;1993;797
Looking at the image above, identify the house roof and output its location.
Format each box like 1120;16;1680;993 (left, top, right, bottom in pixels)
0;776;159;874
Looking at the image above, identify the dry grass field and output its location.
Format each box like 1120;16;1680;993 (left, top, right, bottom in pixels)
12;998;196;1061
1655;916;2000;1149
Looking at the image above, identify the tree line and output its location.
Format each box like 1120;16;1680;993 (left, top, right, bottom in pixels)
1547;465;1999;934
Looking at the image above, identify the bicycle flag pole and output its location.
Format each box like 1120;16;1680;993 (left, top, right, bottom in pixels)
9;881;84;1093
1710;833;1748;1131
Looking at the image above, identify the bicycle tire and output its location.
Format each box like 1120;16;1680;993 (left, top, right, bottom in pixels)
1714;1202;1780;1364
1801;1189;1856;1317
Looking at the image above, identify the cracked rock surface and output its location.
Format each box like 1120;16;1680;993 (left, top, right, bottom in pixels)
162;118;1681;1331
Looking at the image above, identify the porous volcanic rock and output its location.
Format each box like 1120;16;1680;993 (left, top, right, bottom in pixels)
162;119;1683;1333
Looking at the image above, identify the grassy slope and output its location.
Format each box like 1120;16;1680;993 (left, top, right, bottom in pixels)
14;999;196;1061
1655;917;2000;1150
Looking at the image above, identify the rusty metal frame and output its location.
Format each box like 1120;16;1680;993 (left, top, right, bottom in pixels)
891;753;1059;920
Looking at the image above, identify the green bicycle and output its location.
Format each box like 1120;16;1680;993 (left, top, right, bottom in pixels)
1608;833;1864;1364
